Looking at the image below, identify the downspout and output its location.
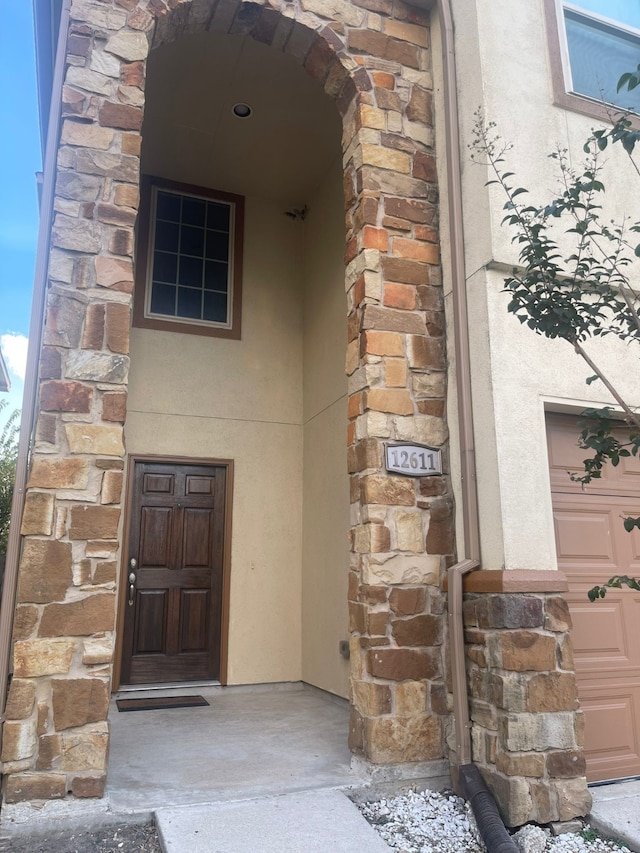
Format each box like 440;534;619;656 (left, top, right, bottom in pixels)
0;0;72;719
436;3;519;848
435;0;481;771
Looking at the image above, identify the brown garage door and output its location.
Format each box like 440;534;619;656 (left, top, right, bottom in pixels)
547;413;640;782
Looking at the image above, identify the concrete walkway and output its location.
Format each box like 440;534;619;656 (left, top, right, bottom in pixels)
590;779;640;851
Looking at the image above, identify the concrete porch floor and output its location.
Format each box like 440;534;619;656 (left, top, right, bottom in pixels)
106;682;355;813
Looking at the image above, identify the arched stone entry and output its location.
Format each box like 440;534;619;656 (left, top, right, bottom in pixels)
2;0;450;803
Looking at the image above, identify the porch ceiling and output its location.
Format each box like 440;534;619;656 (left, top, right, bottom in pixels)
142;31;342;207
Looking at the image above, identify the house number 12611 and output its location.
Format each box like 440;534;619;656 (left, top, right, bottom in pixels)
385;443;442;477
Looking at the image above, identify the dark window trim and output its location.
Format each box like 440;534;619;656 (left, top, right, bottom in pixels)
133;175;244;340
543;0;640;128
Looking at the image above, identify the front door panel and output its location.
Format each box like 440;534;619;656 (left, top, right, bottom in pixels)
121;461;226;685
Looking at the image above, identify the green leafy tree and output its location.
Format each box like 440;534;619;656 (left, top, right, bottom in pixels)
0;400;19;555
470;73;640;601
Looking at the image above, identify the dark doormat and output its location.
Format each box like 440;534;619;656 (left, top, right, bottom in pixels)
116;695;210;712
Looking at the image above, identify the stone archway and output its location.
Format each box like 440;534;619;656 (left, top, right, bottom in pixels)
2;0;451;804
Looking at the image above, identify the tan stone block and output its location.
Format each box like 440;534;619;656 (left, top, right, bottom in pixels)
1;719;37;762
358;105;386;130
120;132;141;156
101;470;123;505
365;388;413;416
353;523;391;554
36;734;63;770
13;639;76;677
61;120;114;150
352;681;392;715
407;335;445;370
364;713;442;763
4;773;66;804
361;143;411;174
488;774;533;827
412;372;446;398
544;596;573;632
52;215;101;254
392;614;441;647
17;540;72;604
362;475;415;506
28;457;89;490
95;255;134;291
71;773;106;798
105;302;130;353
384;282;416;310
66;423;124;456
5;679;36;720
368;647;440;681
105;31;148;62
384;358;407;387
113;183;139;208
39;593;116;637
394;509;423;552
40;380;93;413
389;586;426;616
69;505;120;540
547;749;586;778
82;635;113;665
393;237;439;264
97;202;137;227
52;678;110;730
82;303;105;349
555;777;592;821
500;712;577;752
498;631;557;673
361;330;405;357
61;730;109;771
66;65;113;96
395;681;427;715
365;553;440;586
20;492;55;536
102;391;127;422
495;750;545;777
13;605;38;640
528;672;578;712
394;415;447;446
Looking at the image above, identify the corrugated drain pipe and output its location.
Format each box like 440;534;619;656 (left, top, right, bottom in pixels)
0;0;72;719
436;1;518;850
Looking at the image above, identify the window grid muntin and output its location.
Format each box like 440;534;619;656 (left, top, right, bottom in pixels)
146;186;234;329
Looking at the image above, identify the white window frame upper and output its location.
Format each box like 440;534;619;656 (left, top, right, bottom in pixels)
544;0;640;123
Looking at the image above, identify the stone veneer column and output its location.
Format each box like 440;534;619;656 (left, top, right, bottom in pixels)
462;571;592;827
2;0;453;803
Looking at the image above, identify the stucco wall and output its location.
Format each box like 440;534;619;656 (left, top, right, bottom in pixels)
301;159;350;698
125;196;305;684
446;0;640;571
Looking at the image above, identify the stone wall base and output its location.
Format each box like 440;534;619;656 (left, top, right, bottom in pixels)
461;571;592;827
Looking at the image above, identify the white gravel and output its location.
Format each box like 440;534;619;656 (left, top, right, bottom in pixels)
358;789;630;853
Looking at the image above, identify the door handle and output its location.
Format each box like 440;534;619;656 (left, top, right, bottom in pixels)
128;558;137;606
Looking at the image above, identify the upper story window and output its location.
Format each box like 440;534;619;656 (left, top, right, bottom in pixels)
134;177;244;339
546;0;640;120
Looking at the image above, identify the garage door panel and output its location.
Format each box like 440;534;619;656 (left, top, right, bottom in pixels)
548;415;640;497
579;685;640;782
554;510;617;563
547;413;640;782
567;595;631;668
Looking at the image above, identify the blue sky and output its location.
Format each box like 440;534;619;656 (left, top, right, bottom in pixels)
0;5;41;422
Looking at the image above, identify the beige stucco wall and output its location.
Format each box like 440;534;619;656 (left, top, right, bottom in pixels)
445;0;640;570
301;159;350;698
125;196;305;684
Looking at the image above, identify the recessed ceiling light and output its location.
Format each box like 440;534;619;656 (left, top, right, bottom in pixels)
232;103;252;119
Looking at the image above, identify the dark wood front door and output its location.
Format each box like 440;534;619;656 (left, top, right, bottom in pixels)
121;461;227;685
